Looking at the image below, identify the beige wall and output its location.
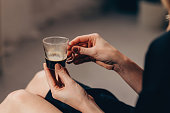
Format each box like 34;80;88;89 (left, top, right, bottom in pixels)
1;0;35;42
1;0;100;43
0;0;3;74
138;1;165;30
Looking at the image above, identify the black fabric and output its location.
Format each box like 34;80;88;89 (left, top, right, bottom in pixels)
134;31;170;113
45;82;134;113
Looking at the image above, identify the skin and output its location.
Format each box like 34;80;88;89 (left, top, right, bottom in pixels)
0;1;170;112
25;70;50;98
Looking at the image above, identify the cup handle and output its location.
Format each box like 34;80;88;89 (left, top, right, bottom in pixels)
66;52;75;64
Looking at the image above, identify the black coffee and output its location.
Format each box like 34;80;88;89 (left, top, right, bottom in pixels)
45;58;66;69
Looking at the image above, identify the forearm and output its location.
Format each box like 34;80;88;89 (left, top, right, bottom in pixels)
115;55;143;94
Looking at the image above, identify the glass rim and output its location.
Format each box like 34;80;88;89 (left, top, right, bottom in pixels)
43;36;69;45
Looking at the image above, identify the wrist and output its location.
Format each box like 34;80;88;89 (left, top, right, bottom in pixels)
109;47;128;67
114;55;135;75
111;50;129;74
79;97;104;113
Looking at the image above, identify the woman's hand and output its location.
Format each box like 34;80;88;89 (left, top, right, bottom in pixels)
68;33;143;94
43;63;103;113
68;33;127;71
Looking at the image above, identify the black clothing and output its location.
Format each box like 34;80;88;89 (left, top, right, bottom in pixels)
134;31;170;113
45;82;133;113
45;31;170;113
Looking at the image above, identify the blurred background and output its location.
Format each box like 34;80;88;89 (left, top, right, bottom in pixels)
0;0;168;106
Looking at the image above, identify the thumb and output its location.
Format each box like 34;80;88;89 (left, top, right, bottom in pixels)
55;64;71;83
72;46;95;56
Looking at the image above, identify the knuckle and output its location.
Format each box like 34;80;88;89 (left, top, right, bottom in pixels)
93;33;99;37
76;35;82;40
92;33;98;36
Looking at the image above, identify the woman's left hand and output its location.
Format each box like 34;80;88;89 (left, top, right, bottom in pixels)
43;63;98;112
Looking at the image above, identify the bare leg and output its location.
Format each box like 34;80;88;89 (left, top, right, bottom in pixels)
26;70;50;98
0;89;62;113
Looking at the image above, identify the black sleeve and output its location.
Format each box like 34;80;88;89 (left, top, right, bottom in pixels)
134;32;170;113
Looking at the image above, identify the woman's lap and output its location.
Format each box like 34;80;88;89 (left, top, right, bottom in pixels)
45;82;134;113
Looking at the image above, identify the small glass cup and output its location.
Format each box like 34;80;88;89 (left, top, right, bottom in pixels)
43;36;69;69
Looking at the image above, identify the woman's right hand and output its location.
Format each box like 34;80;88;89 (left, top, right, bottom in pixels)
68;33;127;71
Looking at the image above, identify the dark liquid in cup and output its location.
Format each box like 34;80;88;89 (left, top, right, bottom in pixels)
45;58;66;69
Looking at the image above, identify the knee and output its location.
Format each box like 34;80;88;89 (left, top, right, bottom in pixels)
26;70;49;97
33;70;48;89
7;89;29;103
26;70;46;90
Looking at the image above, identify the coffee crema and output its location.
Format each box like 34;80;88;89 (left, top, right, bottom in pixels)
45;58;66;69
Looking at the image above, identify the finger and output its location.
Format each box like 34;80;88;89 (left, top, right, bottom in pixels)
43;63;57;89
73;55;91;65
73;58;90;65
66;56;73;64
72;54;87;61
72;46;95;56
67;43;88;64
68;42;88;57
70;33;96;46
67;53;80;64
55;64;70;83
67;44;72;51
66;52;75;64
67;53;91;65
77;42;88;47
67;50;72;58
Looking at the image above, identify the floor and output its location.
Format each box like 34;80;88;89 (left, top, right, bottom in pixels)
0;13;163;106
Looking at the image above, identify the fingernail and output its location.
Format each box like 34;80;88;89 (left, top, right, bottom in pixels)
69;42;71;45
55;63;61;70
73;47;78;53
